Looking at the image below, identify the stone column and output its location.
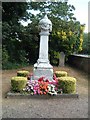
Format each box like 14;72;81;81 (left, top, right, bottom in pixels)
38;31;49;63
33;14;53;81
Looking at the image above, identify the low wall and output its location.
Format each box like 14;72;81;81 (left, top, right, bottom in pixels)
68;54;90;74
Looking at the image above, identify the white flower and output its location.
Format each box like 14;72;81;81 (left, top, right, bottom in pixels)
23;88;26;91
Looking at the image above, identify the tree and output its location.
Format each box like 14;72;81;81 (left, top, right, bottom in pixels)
27;2;85;65
2;2;85;68
2;2;29;69
2;2;29;23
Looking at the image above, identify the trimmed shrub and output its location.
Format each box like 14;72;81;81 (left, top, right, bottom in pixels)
55;71;67;77
11;76;27;92
17;70;29;77
58;77;76;94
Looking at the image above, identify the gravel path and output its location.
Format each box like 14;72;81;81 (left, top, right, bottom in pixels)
2;66;88;118
2;97;88;118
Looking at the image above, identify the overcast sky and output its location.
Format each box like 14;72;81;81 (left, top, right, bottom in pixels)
68;0;88;33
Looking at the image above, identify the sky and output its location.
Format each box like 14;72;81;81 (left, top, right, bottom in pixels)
22;0;89;33
68;0;88;33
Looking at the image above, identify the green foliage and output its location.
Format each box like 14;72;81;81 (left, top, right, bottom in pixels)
79;33;90;55
2;3;29;69
50;51;59;65
28;2;85;64
2;46;9;69
2;2;85;68
21;22;39;63
2;22;29;63
0;22;2;42
0;44;2;69
87;33;90;54
3;62;29;70
55;71;67;77
58;77;76;93
17;70;29;77
82;33;88;54
11;76;27;92
2;2;29;23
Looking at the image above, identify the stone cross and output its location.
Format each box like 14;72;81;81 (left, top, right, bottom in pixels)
59;52;65;67
33;14;53;81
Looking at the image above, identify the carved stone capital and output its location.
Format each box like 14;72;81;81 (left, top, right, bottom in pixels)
39;14;52;32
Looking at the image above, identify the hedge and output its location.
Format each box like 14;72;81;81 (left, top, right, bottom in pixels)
55;71;67;77
17;70;29;77
58;77;76;94
11;76;27;92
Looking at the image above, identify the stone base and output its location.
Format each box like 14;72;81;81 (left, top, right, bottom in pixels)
33;67;53;81
33;62;53;81
6;91;79;99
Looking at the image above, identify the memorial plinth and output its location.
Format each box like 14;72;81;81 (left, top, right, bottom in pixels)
33;14;53;81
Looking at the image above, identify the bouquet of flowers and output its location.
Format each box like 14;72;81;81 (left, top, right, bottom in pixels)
23;73;62;95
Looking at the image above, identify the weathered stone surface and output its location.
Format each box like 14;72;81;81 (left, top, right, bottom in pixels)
59;52;65;67
39;14;52;32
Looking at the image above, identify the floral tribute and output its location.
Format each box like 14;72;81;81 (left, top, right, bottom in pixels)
23;73;62;95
